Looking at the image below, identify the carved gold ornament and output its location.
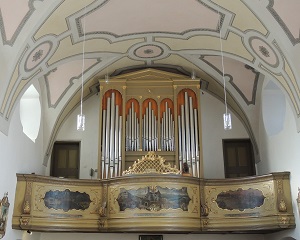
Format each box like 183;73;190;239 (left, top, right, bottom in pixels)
122;151;181;175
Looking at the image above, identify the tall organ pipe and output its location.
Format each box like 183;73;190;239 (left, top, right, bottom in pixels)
189;96;196;176
101;92;123;179
114;105;119;177
110;93;116;178
177;91;199;177
178;115;182;171
194;109;200;178
184;92;191;174
118;115;122;175
180;105;186;164
105;97;111;179
101;110;106;179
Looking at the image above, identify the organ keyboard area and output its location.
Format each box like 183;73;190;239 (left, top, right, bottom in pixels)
98;69;202;179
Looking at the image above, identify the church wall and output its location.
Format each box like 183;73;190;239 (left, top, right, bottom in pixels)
53;94;100;179
52;91;250;180
257;99;300;240
0;101;44;239
200;92;249;178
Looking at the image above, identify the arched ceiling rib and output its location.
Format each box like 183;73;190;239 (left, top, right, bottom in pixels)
1;0;300;138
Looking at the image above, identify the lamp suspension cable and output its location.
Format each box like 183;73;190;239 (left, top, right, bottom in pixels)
218;11;232;130
77;5;87;131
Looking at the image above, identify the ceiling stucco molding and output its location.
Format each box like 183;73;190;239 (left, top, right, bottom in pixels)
0;0;44;46
266;0;300;46
202;55;259;106
69;0;227;44
45;58;102;108
243;30;284;74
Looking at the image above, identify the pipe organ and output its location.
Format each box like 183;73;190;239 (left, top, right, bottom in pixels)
160;99;175;151
142;99;158;151
177;90;200;177
98;69;202;179
101;90;122;179
125;99;139;151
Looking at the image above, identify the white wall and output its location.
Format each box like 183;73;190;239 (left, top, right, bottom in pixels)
257;98;300;240
0;102;45;240
200;92;249;178
52;94;100;179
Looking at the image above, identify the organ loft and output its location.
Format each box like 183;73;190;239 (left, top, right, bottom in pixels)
12;69;295;233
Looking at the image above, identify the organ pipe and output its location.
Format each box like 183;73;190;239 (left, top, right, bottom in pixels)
101;91;123;179
178;90;199;177
161;101;174;151
126;101;139;151
142;101;158;151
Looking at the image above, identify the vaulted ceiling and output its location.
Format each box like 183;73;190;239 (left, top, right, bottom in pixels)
1;0;300;161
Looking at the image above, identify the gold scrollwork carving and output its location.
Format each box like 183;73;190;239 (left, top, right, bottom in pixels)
20;217;30;226
201;204;209;216
89;189;102;214
278;199;287;212
99;201;107;217
23;200;30;214
277;180;284;194
192;206;199;214
279;216;290;225
202;219;209;228
98;219;106;228
22;181;32;214
122;151;181;175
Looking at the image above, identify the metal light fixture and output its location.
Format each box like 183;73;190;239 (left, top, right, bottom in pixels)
191;70;196;80
218;12;232;130
77;6;87;131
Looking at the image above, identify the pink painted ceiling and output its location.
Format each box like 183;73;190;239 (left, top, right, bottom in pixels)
0;0;300;137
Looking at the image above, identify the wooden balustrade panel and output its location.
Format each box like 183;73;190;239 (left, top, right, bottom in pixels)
12;172;295;233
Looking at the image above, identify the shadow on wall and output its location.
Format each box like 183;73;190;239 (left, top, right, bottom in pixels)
262;80;286;136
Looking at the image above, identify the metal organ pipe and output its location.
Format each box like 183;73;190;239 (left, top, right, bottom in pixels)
142;101;158;151
101;92;123;179
101;110;106;179
118;115;122;176
110;93;116;178
189;96;196;176
126;101;139;151
161;101;174;151
114;105;119;177
178;115;182;171
105;97;111;179
178;91;199;177
184;92;191;174
194;108;200;178
180;104;186;164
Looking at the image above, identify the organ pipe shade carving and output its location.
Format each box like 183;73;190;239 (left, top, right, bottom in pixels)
142;99;158;151
126;99;140;151
177;89;200;177
101;90;123;179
